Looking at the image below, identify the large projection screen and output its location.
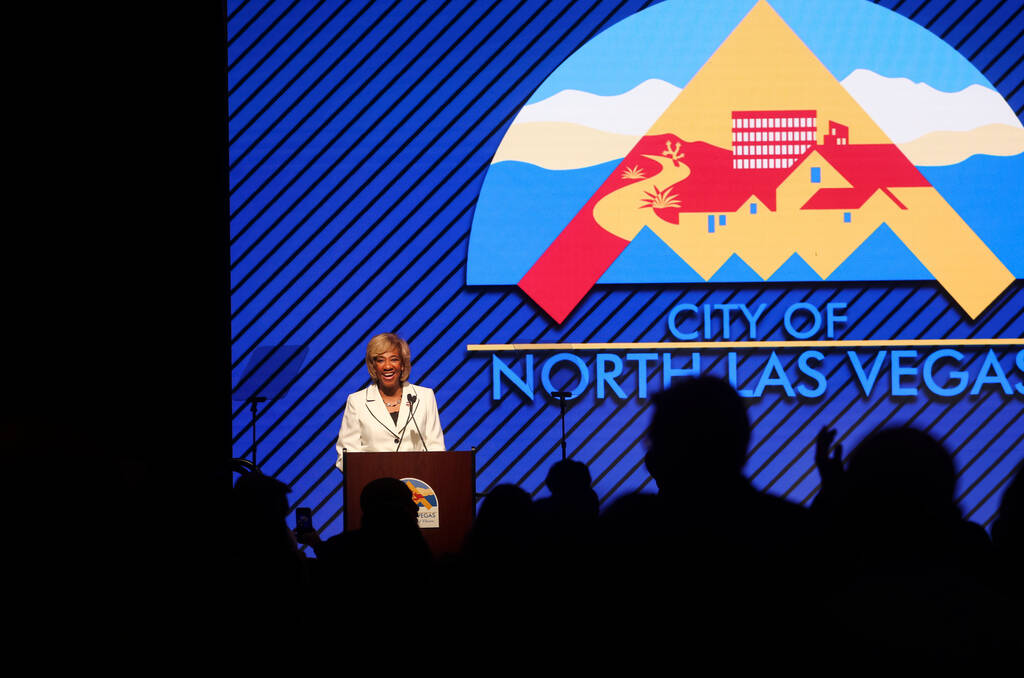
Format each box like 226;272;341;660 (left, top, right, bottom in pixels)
229;0;1023;537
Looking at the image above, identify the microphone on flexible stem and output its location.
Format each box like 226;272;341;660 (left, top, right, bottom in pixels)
406;394;429;451
395;393;418;451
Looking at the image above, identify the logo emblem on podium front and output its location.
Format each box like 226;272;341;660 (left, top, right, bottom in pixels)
403;477;439;529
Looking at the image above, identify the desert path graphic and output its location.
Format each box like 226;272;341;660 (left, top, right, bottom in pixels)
517;0;1013;323
592;148;692;242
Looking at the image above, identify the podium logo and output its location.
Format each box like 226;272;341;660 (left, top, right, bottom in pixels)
402;477;439;529
468;0;1023;323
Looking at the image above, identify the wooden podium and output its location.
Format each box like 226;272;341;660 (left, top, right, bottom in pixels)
343;450;476;557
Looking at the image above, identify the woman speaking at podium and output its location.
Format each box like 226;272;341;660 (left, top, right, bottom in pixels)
335;333;446;472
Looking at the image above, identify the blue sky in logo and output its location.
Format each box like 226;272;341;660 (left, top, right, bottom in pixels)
527;0;992;102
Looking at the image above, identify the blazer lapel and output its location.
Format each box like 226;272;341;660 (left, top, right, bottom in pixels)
365;385;398;437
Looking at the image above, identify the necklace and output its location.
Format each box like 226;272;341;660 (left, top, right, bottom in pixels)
380;388;402;408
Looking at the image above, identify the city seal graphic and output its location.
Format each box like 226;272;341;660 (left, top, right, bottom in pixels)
402;477;440;529
467;0;1024;323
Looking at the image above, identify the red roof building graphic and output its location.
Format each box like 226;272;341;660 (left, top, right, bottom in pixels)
801;186;907;211
518;116;935;322
824;120;849;146
602;118;929;221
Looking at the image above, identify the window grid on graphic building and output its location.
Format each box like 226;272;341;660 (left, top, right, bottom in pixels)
731;109;817;170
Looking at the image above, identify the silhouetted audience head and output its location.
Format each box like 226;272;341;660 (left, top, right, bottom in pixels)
822;427;1004;665
474;484;533;532
359;477;419;531
545;459;592;497
463;484;536;557
535;459;600;543
844;426;957;524
646;376;749;485
229;471;306;596
233;470;290;523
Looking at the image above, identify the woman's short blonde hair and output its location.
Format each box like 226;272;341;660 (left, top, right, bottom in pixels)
365;333;411;383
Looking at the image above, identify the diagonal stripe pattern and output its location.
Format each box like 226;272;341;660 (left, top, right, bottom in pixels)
229;0;1024;541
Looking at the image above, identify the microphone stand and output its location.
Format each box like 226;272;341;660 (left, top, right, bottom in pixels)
395;393;421;451
246;396;267;468
549;391;571;460
406;393;428;451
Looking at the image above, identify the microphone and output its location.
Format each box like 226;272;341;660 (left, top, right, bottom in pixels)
549;391;572;399
406;393;428;451
395;393;417;451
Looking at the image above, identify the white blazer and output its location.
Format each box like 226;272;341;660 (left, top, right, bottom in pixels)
335;382;446;471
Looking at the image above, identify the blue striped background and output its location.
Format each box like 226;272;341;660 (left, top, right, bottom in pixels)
228;0;1023;537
